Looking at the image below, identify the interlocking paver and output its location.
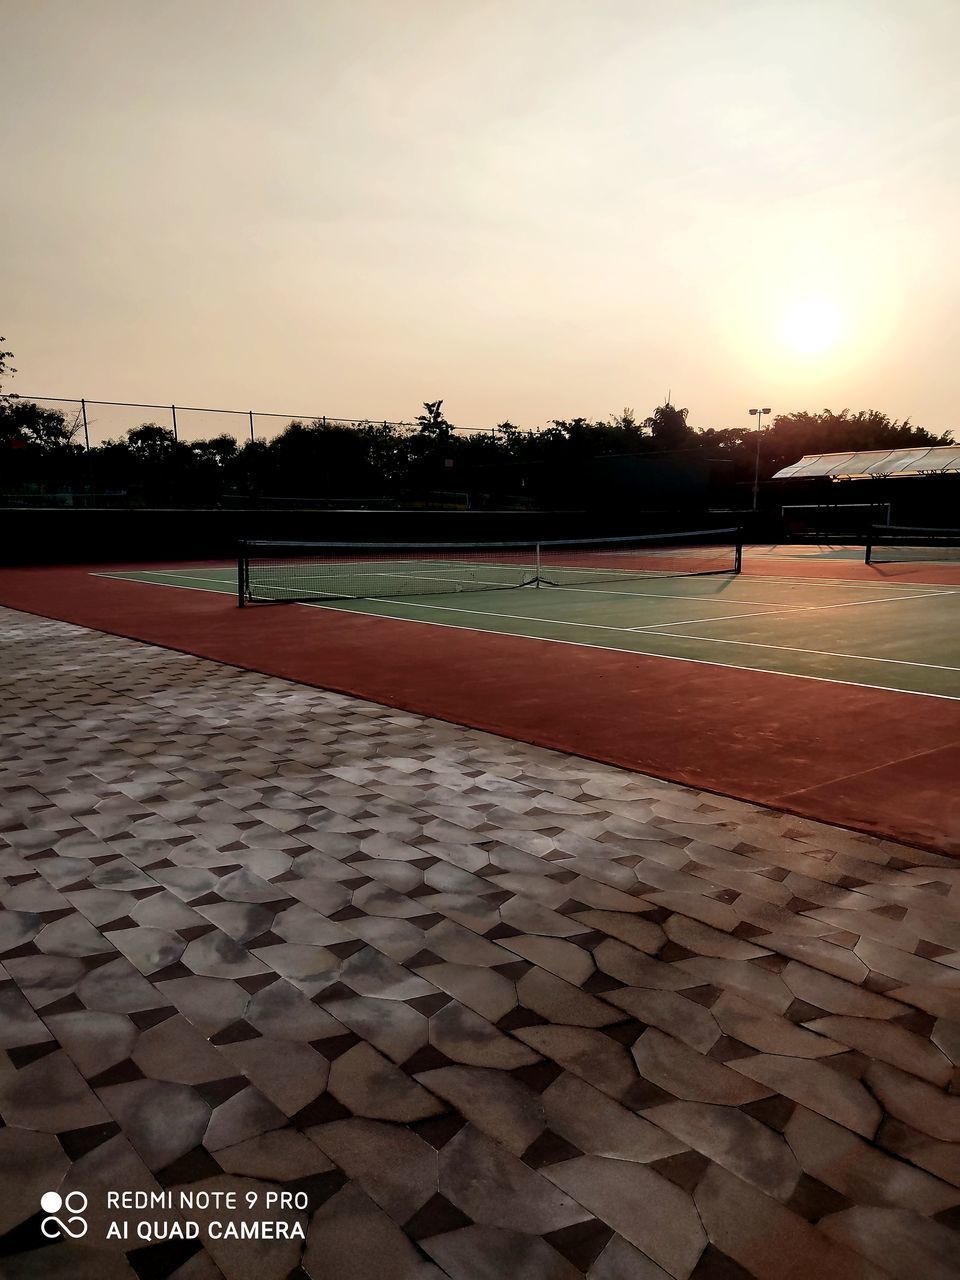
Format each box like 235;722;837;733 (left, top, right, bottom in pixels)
1;604;959;1278
783;1106;960;1213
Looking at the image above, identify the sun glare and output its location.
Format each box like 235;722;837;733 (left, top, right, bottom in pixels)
781;298;844;355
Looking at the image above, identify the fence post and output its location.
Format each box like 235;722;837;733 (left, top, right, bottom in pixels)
171;404;178;442
81;399;90;449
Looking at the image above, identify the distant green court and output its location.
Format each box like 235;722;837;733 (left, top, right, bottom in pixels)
97;560;960;700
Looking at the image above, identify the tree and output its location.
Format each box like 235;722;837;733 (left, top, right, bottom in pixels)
264;419;377;496
760;409;950;477
644;403;693;450
125;423;182;463
690;408;952;486
191;434;239;466
0;336;15;400
356;419;411;486
415;400;452;441
0;400;78;450
609;407;645;433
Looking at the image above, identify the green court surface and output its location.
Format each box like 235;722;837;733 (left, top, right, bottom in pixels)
97;563;960;700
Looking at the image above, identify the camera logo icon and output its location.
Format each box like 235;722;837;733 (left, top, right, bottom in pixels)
40;1191;88;1239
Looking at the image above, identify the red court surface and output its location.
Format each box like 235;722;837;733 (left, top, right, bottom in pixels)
1;555;958;858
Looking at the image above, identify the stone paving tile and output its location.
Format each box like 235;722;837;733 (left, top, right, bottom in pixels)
781;960;904;1018
712;993;846;1059
414;1064;545;1155
783;1106;960;1213
693;1162;886;1280
605;987;721;1053
645;1099;801;1200
329;994;430;1064
540;1072;687;1165
631;1028;774;1106
804;1014;954;1085
0;1049;111;1131
219;1035;329;1115
421;1224;584;1280
97;1078;212;1169
308;1118;438;1226
877;1117;960;1188
544;1155;706;1279
157;973;253;1036
439;1124;591;1235
2;605;960;1278
587;1234;674;1279
180;1174;307;1280
933;1016;960;1064
327;1042;447;1121
44;1008;139;1077
819;1205;960;1280
0;1127;72;1235
514;1025;640;1102
671;956;794;1013
732;1054;883;1139
865;1060;960;1141
216;1127;335;1181
304;1181;446;1280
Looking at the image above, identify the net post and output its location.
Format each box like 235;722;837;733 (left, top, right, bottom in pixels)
865;526;874;565
238;542;247;607
535;541;542;587
734;528;743;574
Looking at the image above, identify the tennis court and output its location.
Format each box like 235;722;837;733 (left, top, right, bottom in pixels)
97;537;959;700
0;530;957;856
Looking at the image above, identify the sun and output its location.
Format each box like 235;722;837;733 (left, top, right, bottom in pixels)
781;298;844;355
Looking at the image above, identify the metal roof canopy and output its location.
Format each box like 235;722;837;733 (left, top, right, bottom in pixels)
772;446;960;480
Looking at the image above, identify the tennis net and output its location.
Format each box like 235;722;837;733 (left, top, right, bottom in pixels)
865;525;960;564
238;527;742;605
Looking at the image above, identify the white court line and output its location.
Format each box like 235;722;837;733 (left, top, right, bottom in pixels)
542;583;787;606
115;564;526;590
112;562;955;601
342;595;960;675
254;561;533;593
638;628;960;673
127;564;750;602
626;588;960;631
99;568;532;598
740;571;955;592
107;557;956;592
535;574;949;603
94;568;852;626
114;566;935;615
96;571;234;587
89;571;959;697
99;573;236;583
100;566;520;595
95;571;959;666
100;568;800;623
302;599;960;702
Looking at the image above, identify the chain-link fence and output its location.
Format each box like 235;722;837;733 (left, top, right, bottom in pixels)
9;394;528;448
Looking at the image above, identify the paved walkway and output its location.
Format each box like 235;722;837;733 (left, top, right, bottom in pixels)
1;605;959;1280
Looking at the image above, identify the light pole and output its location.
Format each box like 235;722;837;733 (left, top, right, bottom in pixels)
749;407;771;512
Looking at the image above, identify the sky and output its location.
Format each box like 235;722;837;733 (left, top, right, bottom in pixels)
2;0;958;443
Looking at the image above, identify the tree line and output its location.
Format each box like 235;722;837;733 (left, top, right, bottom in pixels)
1;343;951;507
